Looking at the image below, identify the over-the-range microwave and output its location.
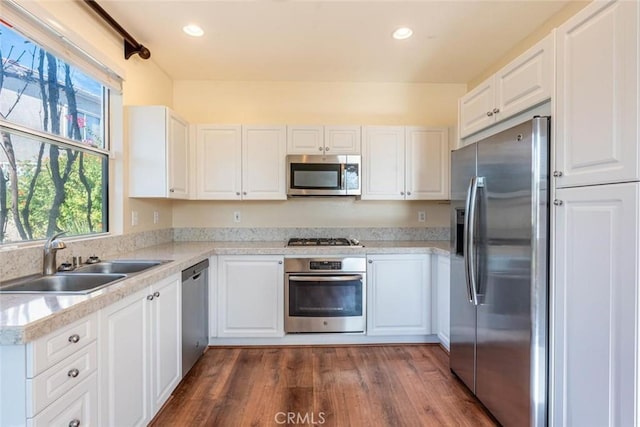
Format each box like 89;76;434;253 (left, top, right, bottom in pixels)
286;155;361;196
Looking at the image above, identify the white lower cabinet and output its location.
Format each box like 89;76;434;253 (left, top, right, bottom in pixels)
366;254;431;335
0;314;99;427
99;274;181;427
433;255;450;349
217;255;284;337
552;183;639;427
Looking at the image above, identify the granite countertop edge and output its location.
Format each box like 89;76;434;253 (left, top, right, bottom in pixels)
0;240;450;345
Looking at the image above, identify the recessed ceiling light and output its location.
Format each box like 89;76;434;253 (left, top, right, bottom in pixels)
183;24;204;37
392;27;413;40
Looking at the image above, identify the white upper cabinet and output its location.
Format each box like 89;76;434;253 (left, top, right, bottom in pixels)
128;106;190;199
459;33;554;138
554;0;639;188
287;125;361;155
195;125;242;199
194;125;286;200
242;125;287;200
362;126;449;200
405;127;450;200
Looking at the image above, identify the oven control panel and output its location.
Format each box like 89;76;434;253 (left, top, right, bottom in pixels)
310;260;342;270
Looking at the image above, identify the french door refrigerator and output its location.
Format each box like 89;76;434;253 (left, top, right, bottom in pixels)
450;116;550;427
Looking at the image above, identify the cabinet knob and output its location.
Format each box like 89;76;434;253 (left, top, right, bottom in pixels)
153;291;160;298
368;260;373;264
400;191;405;196
553;171;563;177
243;191;247;195
325;147;330;152
67;368;80;378
318;146;323;151
553;199;563;206
492;108;500;114
169;188;175;193
486;111;494;117
236;192;240;196
407;191;411;196
147;294;154;301
278;260;283;264
68;334;80;344
69;420;81;427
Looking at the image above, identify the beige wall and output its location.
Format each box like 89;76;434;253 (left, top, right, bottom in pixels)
467;1;589;90
174;81;465;126
30;0;175;234
173;200;451;229
172;81;465;229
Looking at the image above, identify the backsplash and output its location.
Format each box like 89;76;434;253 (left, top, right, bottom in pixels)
0;229;173;283
173;227;450;242
0;227;449;283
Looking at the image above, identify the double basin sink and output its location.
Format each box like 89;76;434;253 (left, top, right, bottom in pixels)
0;260;169;295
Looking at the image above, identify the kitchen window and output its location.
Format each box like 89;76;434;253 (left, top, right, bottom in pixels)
0;20;113;244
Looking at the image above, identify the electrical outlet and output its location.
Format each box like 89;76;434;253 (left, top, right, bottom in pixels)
131;211;139;226
153;211;159;224
418;211;426;222
233;211;241;223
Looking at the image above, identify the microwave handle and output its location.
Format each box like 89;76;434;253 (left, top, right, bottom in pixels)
340;163;346;191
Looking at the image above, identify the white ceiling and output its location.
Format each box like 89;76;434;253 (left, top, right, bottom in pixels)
98;1;570;84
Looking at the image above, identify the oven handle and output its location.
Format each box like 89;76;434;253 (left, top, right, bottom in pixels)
288;275;363;282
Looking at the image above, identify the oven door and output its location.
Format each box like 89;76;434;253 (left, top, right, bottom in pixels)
285;273;366;333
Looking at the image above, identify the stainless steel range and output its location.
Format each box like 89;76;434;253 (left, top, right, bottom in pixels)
284;256;366;333
286;237;362;247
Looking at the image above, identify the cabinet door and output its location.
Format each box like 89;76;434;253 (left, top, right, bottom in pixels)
150;275;181;413
218;256;284;337
195;125;242;199
495;33;553;121
555;0;639;187
552;183;638;427
287;125;324;154
361;126;405;200
367;254;431;335
167;112;190;199
99;289;150;427
405;127;449;200
459;78;496;138
242;126;287;200
128;106;169;198
324;125;361;154
434;255;450;350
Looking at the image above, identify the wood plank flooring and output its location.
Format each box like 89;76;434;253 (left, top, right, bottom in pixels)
151;345;498;427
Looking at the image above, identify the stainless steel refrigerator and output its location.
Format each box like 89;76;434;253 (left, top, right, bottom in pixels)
450;116;549;427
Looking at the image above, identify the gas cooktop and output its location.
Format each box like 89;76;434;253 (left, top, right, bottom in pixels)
286;237;362;247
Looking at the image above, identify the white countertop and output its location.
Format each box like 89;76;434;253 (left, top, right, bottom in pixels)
0;240;449;345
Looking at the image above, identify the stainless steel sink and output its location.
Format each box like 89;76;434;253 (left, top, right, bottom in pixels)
73;260;166;274
0;273;127;294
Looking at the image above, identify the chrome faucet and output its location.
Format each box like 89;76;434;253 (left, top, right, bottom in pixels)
43;231;67;275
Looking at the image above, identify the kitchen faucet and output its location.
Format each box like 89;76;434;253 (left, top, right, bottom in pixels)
43;231;67;275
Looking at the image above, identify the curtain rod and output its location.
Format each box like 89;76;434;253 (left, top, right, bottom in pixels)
82;0;151;60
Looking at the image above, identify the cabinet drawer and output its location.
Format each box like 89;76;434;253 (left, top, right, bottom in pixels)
28;313;97;377
27;372;98;427
27;342;97;417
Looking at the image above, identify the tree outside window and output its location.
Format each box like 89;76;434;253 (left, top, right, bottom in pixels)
0;23;108;244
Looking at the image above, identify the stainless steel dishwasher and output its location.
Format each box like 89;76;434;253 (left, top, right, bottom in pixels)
181;259;209;376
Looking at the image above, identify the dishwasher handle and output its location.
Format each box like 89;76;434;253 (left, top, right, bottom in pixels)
181;258;210;282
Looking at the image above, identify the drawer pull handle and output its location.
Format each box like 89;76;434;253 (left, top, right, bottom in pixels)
147;294;154;301
153;291;160;298
67;368;80;378
69;419;81;427
68;334;80;344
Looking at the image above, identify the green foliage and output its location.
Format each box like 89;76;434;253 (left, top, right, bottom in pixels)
13;149;105;240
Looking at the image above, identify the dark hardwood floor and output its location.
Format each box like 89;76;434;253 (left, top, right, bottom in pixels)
151;345;497;427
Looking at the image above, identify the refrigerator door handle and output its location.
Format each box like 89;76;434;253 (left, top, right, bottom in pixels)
463;177;475;304
465;176;484;306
